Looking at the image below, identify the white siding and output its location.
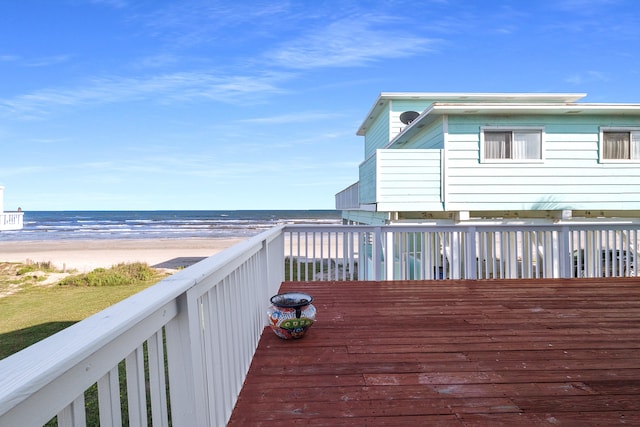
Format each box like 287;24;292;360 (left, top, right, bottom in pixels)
376;149;442;211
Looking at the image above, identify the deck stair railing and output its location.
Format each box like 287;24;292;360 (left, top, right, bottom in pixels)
0;211;23;231
1;222;639;426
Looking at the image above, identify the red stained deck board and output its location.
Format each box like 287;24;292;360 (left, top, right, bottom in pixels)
228;278;640;425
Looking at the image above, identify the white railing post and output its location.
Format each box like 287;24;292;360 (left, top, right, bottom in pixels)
558;226;571;278
450;231;461;279
164;291;205;426
385;230;395;280
373;227;382;280
265;231;285;315
466;227;477;280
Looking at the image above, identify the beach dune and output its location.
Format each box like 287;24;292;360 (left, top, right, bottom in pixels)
0;238;246;272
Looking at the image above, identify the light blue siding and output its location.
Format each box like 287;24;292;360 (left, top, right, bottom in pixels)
389;100;435;140
444;115;640;211
404;116;445;149
359;155;377;204
364;108;390;158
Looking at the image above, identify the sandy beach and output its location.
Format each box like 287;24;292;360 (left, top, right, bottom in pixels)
0;238;246;272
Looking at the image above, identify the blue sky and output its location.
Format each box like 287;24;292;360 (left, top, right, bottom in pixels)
1;0;639;211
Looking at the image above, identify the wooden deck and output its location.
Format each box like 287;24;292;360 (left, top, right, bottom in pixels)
229;278;640;426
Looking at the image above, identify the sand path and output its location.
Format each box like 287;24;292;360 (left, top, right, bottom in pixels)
0;238;246;273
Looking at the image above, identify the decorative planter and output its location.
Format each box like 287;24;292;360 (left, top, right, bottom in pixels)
267;292;316;339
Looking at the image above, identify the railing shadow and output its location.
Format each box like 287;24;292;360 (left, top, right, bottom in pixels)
0;321;77;360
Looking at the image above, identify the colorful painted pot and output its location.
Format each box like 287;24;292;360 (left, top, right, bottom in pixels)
267;292;316;339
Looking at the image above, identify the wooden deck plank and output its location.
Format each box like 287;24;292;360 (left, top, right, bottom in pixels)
228;278;640;426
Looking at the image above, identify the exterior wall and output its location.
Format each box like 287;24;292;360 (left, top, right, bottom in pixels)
376;149;443;211
360;116;445;210
364;107;390;158
0;186;3;213
403;116;445;149
444;114;640;211
359;155;377;204
389;100;435;140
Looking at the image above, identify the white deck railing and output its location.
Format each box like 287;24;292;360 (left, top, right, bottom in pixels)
285;223;639;281
0;212;24;231
1;222;639;426
334;182;359;210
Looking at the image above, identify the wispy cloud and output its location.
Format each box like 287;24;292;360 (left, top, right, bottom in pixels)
138;2;293;48
0;70;289;119
0;54;19;62
89;0;128;8
554;0;621;14
266;16;436;69
565;70;610;85
0;54;71;67
238;112;342;125
132;53;181;69
25;54;73;67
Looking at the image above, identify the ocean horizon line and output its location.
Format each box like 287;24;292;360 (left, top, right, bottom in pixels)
1;209;343;242
21;208;340;213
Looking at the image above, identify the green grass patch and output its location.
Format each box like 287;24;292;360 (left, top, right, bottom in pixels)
1;262;171;425
0;262;168;360
16;261;57;276
58;262;157;287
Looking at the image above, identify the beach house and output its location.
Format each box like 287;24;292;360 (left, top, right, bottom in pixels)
333;92;640;280
0;185;23;231
335;92;640;225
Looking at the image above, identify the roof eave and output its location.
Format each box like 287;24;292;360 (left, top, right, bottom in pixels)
357;92;588;136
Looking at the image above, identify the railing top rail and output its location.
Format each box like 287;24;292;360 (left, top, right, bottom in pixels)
283;222;640;233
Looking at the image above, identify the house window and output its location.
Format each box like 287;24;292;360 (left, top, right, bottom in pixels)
482;129;543;161
601;130;640;160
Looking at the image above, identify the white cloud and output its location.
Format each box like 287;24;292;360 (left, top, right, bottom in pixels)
0;71;288;119
138;1;293;48
89;0;128;8
0;54;71;67
565;70;609;85
266;16;436;69
239;112;342;125
25;54;73;68
0;54;19;62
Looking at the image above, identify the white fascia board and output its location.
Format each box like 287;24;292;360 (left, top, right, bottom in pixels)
429;103;640;115
377;92;586;103
357;93;390;136
357;92;588;136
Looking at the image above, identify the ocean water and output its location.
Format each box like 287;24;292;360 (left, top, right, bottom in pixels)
0;210;342;242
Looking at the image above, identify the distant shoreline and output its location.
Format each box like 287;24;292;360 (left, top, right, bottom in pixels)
1;209;341;242
0;237;246;272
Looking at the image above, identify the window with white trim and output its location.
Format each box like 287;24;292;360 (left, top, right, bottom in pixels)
601;130;640;160
481;129;543;161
